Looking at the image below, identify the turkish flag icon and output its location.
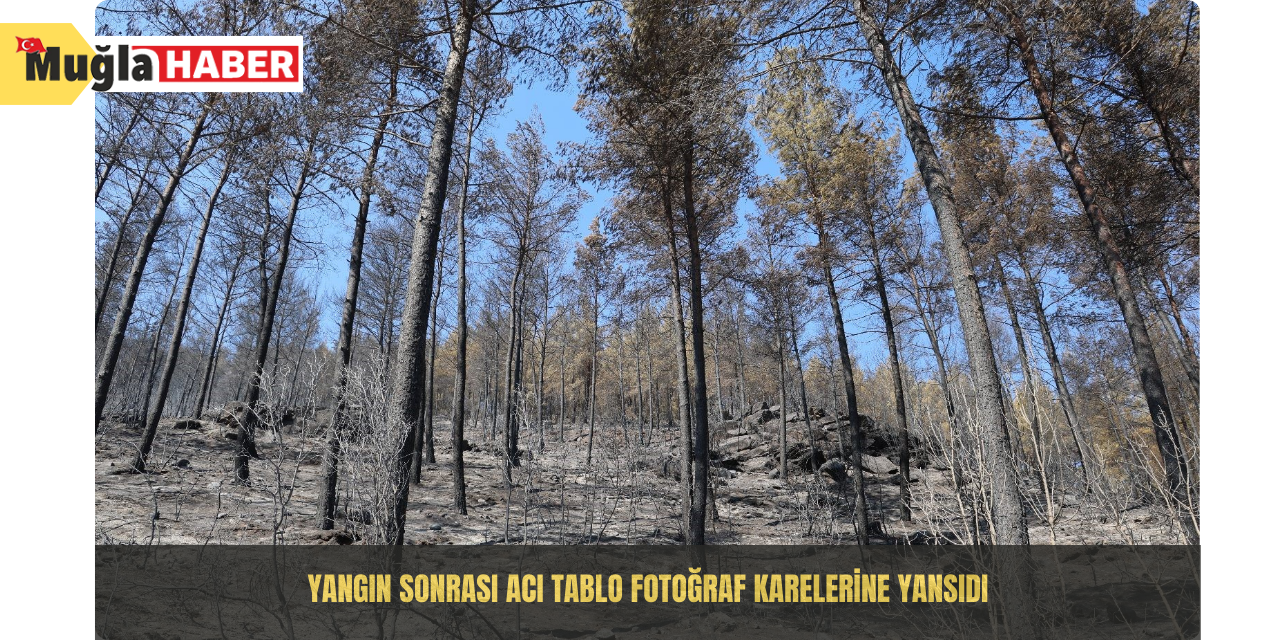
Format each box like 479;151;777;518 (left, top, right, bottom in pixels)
15;37;46;53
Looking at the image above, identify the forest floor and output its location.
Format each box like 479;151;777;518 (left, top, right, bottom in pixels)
94;411;1181;546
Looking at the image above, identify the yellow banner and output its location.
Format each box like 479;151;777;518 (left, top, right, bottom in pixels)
0;23;93;105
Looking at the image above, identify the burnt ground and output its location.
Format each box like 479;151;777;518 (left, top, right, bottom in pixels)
94;409;1182;546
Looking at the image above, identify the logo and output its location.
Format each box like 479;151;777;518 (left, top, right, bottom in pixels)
15;37;44;53
2;24;303;105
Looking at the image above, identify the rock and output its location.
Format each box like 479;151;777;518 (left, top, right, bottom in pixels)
789;445;826;472
819;459;847;483
171;419;203;430
595;628;616;640
743;457;772;473
214;402;251;425
862;432;891;456
718;434;758;454
429;523;444;531
861;455;899;475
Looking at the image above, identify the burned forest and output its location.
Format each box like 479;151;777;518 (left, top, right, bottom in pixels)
94;0;1200;548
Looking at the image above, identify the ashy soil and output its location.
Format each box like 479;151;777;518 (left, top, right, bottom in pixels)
94;411;1181;546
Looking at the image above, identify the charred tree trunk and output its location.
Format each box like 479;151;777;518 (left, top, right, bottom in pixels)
815;221;869;544
95;100;214;429
634;325;646;444
852;6;1036;629
558;320;567;442
904;266;960;436
133;154;234;471
662;182;694;542
96;167;153;331
867;222;912;521
451;120;477;515
851;0;1027;546
1157;267;1199;376
502;263;530;475
617;329;628;444
645;333;657;443
733;301;748;419
994;255;1057;532
1004;7;1195;543
236;149;312;483
194;250;242;420
1015;251;1091;488
585;292;598;465
387;3;474;545
509;279;528;466
1150;268;1200;399
776;326;788;483
681;146;711;546
137;264;182;424
787;310;818;466
536;298;551;452
711;317;725;423
668;281;693;538
319;59;400;527
414;238;448;481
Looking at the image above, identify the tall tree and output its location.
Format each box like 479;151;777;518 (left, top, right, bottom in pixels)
132;145;237;472
234;100;321;482
577;0;752;545
192;242;246;420
319;28;406;527
385;0;478;545
479;114;584;472
573;218;615;466
383;0;586;546
848;0;1028;547
988;0;1196;542
95;96;217;430
447;48;509;511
